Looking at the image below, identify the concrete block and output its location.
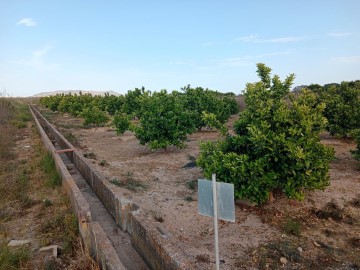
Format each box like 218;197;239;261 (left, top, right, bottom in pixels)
8;239;31;247
38;245;58;258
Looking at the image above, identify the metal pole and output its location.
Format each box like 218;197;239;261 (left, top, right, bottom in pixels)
212;174;220;270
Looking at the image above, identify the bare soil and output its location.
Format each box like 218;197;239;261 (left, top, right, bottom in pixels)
45;109;360;269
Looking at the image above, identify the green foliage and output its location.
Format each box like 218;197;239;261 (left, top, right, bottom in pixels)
312;81;360;136
122;87;150;117
0;243;30;270
351;129;360;161
201;112;228;135
283;218;301;236
132;90;196;149
40;94;63;112
80;106;109;126
41;152;61;188
197;63;334;204
181;85;239;130
112;111;130;135
40;92;123;120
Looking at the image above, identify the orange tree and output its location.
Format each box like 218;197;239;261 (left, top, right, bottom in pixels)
131;90;196;149
197;64;334;204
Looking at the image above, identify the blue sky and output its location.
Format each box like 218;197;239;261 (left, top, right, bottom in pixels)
1;0;359;97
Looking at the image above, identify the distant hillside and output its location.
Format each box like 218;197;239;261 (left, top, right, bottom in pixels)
33;90;121;97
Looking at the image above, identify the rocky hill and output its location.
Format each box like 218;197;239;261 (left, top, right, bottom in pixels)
32;90;121;97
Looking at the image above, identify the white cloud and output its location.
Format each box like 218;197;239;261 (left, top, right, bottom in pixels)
235;34;258;42
17;18;37;27
328;32;352;37
331;56;360;64
236;35;306;43
11;46;57;71
257;36;306;43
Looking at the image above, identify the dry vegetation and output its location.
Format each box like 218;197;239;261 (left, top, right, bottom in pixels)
0;97;99;269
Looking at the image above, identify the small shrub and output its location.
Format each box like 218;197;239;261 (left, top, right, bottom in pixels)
185;196;193;202
112;112;130;135
283;218;301;236
80;106;109;126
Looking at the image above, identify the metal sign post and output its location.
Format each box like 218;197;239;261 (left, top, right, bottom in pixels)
198;174;235;270
212;174;220;270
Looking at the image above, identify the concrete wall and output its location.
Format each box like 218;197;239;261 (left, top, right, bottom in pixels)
30;106;126;270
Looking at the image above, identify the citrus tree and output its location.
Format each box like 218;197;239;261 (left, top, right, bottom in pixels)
310;81;360;136
132;90;196;149
181;85;239;130
112;111;130;135
197;63;334;204
80;106;109;126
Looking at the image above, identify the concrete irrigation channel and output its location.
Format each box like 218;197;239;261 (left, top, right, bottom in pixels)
29;105;193;270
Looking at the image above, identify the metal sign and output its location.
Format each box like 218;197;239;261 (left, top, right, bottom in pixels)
198;174;235;270
198;178;235;222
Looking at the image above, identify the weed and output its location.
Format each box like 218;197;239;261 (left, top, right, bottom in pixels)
313;200;344;221
98;160;107;166
256;240;302;269
43;199;53;207
83;152;96;159
186;180;197;190
195;254;210;263
283;217;301;236
66;239;100;270
17;169;30;192
0;125;15;161
0;96;15;125
40;211;78;254
152;211;164;222
63;131;79;146
11;120;27;129
0;243;31;270
109;177;146;192
19;194;35;208
348;237;360;248
41;152;61;188
349;194;360;208
323;229;336;237
182;155;197;168
185;196;193;202
43;259;56;270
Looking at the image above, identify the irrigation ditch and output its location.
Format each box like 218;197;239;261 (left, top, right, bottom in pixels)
29;105;193;270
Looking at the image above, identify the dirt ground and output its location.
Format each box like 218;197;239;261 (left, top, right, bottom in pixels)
43;108;360;270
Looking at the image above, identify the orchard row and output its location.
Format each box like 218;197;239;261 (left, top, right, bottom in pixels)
40;64;360;204
40;86;239;149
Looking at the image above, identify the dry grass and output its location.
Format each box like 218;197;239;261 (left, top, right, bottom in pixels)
0;98;99;269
